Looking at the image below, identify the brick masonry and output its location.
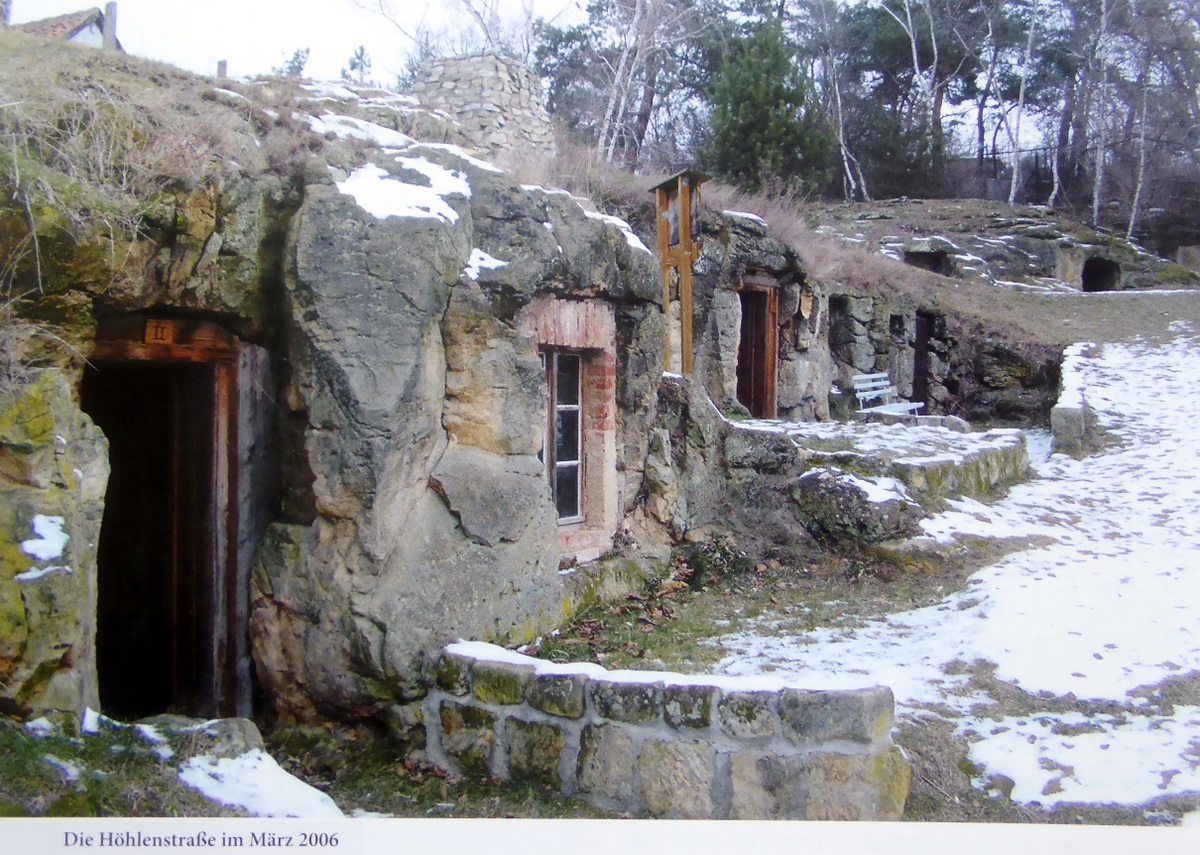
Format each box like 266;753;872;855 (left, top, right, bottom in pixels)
424;642;912;820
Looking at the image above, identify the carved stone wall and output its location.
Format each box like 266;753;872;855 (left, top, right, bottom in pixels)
409;53;556;165
426;642;911;820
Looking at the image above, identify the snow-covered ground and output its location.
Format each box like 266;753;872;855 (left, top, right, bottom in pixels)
712;325;1200;815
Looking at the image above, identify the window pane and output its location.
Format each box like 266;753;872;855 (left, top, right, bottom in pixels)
555;464;580;519
556;354;579;406
556;409;579;462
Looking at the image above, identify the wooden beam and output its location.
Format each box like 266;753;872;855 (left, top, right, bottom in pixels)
656;187;672;372
679;177;693;375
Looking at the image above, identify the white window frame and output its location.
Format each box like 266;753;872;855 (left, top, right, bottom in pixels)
544;349;584;524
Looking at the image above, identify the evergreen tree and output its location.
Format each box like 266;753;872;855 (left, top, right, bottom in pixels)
274;48;310;78
699;20;832;196
343;45;372;84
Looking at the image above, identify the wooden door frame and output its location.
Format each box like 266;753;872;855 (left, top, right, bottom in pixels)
90;316;243;718
737;272;779;419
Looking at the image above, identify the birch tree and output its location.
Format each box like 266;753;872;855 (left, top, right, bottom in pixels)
801;0;871;200
1091;0;1112;226
1007;0;1039;203
878;0;947;172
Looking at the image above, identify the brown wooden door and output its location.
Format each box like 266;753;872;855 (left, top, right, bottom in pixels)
736;287;778;418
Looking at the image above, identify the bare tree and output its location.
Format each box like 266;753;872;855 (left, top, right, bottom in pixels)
1007;0;1039;204
805;0;870;200
355;0;542;62
588;0;701;164
1091;0;1115;226
880;0;940;144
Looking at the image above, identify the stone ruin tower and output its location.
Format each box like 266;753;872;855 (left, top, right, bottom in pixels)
409;52;557;166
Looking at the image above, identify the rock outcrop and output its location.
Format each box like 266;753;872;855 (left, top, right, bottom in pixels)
251;140;663;721
0;371;108;719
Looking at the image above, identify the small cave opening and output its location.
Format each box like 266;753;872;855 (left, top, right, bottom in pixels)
828;294;853;352
1081;256;1121;292
82;359;220;720
79;316;278;720
903;249;956;277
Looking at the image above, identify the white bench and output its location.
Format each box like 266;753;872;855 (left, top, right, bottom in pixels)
852;372;924;415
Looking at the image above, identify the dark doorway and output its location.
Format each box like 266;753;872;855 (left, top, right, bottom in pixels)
79;317;250;720
736;285;777;419
903;249;956;277
1082;257;1120;292
913;312;935;407
82;361;222;719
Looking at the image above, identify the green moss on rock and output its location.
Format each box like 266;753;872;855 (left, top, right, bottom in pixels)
663;684;715;729
527;673;586;719
506;718;565;788
471;660;534;705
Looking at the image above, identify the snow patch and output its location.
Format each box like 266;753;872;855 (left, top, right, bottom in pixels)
584;210;652;254
178;750;344;819
307;112;414;148
712;332;1200;807
724;210;767;226
464;248;508;280
336;158;470;222
15;565;71;582
21;515;68;561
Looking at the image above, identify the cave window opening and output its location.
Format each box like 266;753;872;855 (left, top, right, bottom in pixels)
903;249;955;276
544;349;584;524
1081;257;1120;292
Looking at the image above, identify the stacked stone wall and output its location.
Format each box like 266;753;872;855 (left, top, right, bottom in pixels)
425;642;911;820
409;53;556;164
1050;342;1103;456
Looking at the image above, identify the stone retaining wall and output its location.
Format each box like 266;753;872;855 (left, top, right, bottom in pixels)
424;641;911;820
409;53;556;164
1050;342;1102;456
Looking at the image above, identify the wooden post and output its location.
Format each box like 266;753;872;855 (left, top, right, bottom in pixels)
655;186;672;373
650;170;709;376
679;176;694;375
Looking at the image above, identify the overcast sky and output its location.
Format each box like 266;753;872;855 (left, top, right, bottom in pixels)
10;0;582;81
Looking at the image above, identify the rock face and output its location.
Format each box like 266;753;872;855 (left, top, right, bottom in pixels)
250;142;663;720
0;371;108;719
644;374;1030;554
1;37;665;724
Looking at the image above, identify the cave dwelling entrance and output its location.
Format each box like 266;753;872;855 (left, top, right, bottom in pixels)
736;270;779;419
80;316;272;720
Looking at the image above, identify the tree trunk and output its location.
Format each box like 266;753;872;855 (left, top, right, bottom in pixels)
595;0;645;161
1126;8;1154;242
630;52;659;163
1091;0;1110;228
1052;71;1077;206
1008;0;1039;205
